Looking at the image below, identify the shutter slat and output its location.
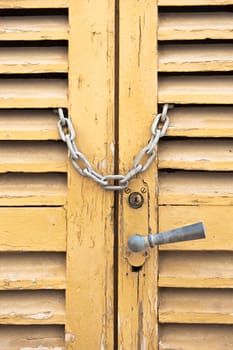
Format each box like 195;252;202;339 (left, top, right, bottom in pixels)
0;110;60;140
0;0;68;7
0;253;65;290
0;141;67;173
0;291;64;325
166;107;233;137
159;44;233;72
0;173;66;206
0;79;67;108
159;206;233;250
159;0;233;5
158;76;233;104
159;289;233;324
159;140;233;171
159;12;233;40
0;47;68;74
159;172;233;205
0;16;68;40
0;325;64;349
0;208;66;251
0;141;67;172
159;324;233;350
159;251;233;288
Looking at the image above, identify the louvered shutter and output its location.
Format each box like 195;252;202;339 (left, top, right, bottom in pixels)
0;2;68;348
157;2;233;349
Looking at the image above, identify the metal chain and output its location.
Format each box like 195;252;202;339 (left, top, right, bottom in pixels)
57;104;170;190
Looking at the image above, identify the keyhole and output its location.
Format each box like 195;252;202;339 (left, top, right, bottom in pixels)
128;192;144;209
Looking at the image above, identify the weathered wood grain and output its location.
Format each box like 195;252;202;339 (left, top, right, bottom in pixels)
165;106;233;137
158;75;233;104
158;139;233;171
0;173;66;206
0;253;65;290
159;171;233;205
159;44;233;72
118;1;158;349
0;141;67;172
159;0;233;5
0;325;65;350
0;0;68;7
0;79;67;108
159;324;233;350
159;12;233;40
0;16;68;40
0;47;67;74
0;291;65;324
66;1;115;348
0;110;60;140
0;208;66;251
159;288;233;323
159;251;233;288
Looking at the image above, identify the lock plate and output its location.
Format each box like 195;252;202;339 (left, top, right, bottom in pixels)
123;179;150;267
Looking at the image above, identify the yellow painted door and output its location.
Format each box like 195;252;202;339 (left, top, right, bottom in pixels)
156;2;233;349
116;1;233;349
0;2;68;349
0;1;233;349
0;1;114;349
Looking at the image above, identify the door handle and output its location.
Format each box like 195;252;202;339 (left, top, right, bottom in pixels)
128;222;205;252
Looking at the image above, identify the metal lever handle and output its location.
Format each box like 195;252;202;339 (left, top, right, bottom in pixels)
128;222;206;253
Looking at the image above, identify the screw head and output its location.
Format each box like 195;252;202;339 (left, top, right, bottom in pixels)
124;187;131;194
140;187;147;194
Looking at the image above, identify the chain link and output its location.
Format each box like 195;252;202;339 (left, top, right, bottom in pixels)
57;104;170;191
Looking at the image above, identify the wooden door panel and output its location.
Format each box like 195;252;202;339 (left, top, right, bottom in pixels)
157;3;233;348
118;1;158;348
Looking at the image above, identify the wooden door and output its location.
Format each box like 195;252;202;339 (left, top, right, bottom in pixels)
0;1;232;349
0;1;114;349
157;2;233;349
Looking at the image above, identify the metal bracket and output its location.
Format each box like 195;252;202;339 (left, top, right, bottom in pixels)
123;179;150;267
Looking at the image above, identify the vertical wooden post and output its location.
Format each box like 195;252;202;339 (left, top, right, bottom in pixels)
118;1;158;349
66;1;115;348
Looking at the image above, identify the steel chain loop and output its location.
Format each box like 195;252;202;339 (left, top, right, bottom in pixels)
57;104;170;191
